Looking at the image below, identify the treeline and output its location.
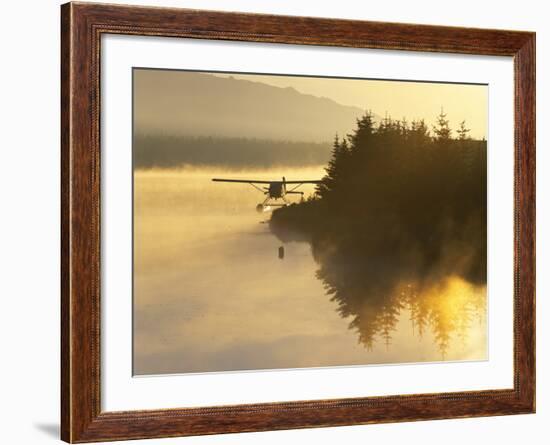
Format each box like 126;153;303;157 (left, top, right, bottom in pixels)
270;111;487;351
134;134;332;169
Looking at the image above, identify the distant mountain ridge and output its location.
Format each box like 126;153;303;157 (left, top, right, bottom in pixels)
134;70;370;142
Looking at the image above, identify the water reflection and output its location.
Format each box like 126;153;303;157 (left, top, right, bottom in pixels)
133;167;486;375
319;266;486;357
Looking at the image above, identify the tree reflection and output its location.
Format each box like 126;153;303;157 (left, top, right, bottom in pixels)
315;249;486;356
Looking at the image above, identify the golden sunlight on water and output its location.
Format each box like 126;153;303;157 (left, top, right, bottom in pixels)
133;167;487;375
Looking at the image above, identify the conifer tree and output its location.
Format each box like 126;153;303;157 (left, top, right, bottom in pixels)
432;108;452;141
401;117;408;137
456;120;471;140
348;110;375;151
318;134;347;198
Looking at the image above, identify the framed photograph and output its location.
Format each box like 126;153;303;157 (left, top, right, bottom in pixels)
61;2;535;442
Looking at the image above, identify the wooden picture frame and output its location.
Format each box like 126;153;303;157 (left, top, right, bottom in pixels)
61;2;535;442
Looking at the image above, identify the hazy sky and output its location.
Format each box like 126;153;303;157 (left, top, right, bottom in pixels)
214;72;488;140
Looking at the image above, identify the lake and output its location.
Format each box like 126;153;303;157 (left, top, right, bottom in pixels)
133;166;487;375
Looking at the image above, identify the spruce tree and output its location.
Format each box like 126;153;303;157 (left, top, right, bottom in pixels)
318;134;347;198
456;120;471;140
433;108;452;141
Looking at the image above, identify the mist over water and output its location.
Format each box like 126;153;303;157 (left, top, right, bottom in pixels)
133;166;487;375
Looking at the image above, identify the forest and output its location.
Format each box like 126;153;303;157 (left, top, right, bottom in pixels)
134;134;332;168
270;111;487;353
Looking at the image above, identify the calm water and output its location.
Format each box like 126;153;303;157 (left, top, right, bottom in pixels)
133;167;487;375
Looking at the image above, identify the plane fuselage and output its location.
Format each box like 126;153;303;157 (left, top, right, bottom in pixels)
268;182;284;198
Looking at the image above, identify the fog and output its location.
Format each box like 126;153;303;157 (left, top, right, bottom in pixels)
133;167;486;375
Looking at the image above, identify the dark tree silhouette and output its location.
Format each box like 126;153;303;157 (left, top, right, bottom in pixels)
457;120;471;141
432;108;453;141
134;135;332;168
270;111;487;354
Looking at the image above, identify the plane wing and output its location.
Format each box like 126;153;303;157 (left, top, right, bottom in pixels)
212;179;322;184
212;178;272;184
